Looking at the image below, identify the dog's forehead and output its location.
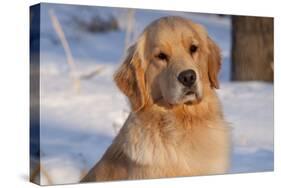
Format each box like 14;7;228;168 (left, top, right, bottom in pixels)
145;18;199;46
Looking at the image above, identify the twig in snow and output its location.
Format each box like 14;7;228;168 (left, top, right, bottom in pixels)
124;9;135;55
112;122;120;135
112;109;129;134
49;9;81;93
80;66;105;80
30;163;53;185
77;153;89;180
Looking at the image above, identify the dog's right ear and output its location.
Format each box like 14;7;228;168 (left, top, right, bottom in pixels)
207;37;222;89
114;40;148;112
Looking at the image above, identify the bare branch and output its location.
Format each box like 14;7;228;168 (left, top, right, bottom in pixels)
124;9;135;54
49;9;81;93
80;66;105;80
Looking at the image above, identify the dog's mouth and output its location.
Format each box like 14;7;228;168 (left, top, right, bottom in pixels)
183;86;198;97
156;84;202;107
185;91;195;96
156;90;200;107
181;87;202;104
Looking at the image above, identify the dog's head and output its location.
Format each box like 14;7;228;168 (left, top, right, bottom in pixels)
114;16;221;112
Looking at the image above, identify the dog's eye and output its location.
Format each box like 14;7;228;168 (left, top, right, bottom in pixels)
156;52;168;61
190;45;198;53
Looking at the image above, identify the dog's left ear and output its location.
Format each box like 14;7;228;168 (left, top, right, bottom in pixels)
207;37;222;89
114;39;148;112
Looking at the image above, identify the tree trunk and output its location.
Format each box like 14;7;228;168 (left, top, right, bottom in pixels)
231;16;273;82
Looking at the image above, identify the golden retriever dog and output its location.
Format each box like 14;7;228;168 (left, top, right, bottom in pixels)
81;16;230;182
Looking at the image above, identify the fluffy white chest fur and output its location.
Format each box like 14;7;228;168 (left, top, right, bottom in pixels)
116;105;230;179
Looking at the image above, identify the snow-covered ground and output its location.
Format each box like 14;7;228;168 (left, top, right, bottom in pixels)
33;3;273;185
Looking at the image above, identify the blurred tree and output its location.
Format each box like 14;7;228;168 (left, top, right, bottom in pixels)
231;16;273;82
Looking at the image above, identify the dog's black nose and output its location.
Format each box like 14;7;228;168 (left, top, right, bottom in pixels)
178;70;197;87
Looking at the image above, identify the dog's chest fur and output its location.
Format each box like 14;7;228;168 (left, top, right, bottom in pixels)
118;105;229;178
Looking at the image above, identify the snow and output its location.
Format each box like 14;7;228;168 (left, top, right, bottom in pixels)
219;82;273;173
31;3;273;185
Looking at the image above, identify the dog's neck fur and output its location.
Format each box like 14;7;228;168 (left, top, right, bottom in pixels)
103;87;226;179
118;88;228;175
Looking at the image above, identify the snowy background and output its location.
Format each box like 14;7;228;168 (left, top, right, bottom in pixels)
31;3;273;185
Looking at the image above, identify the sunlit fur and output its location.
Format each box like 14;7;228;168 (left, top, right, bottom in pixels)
81;16;230;182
